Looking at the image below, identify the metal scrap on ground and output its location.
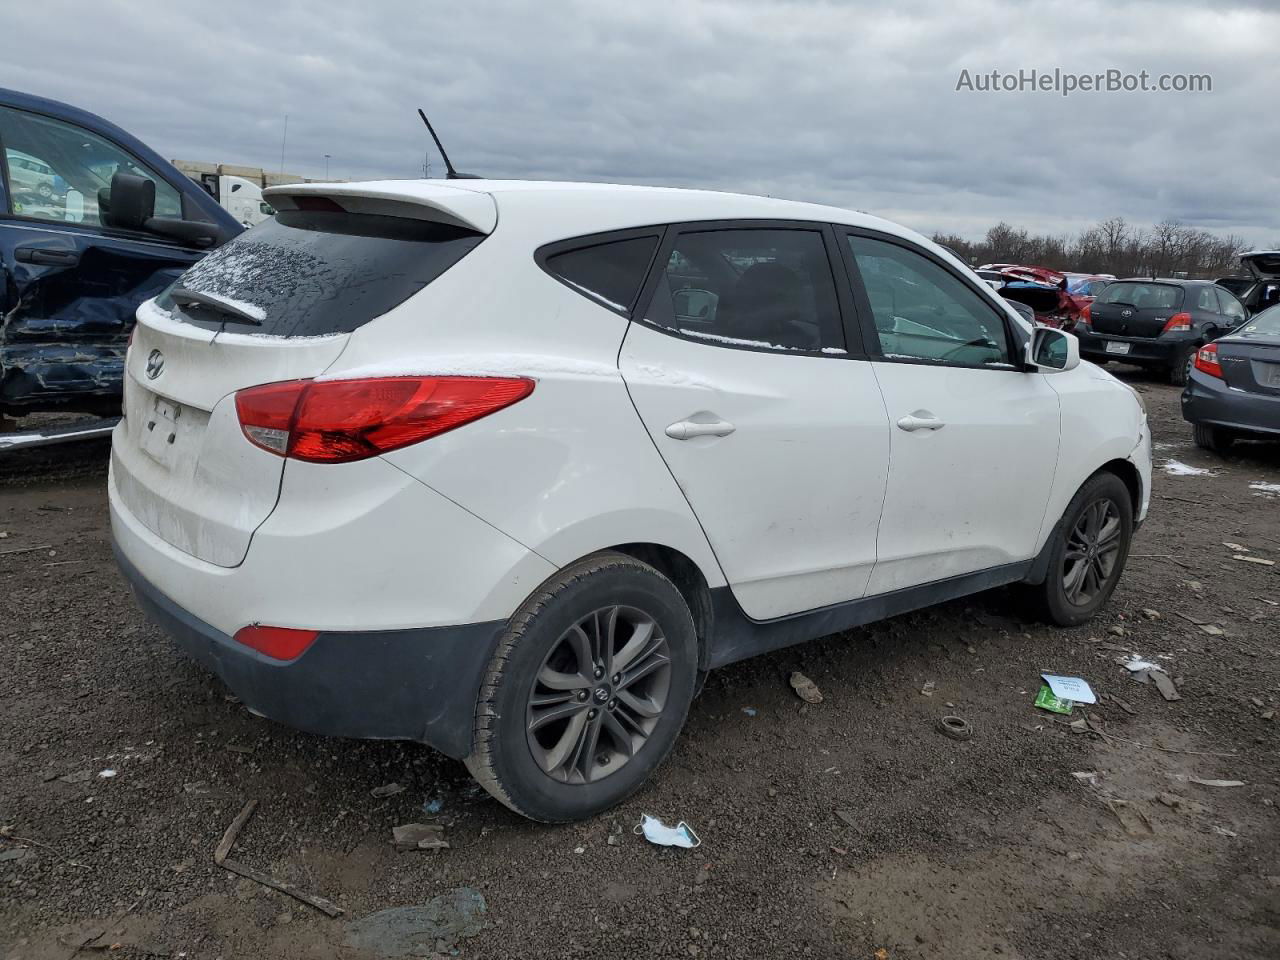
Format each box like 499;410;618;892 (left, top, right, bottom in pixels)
213;799;344;917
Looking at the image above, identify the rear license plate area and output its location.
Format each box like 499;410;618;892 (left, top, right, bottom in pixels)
1256;361;1280;388
1105;341;1131;355
140;395;184;467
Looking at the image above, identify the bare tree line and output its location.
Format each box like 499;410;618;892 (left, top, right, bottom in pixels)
933;218;1273;279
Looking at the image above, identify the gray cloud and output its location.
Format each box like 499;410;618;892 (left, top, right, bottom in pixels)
3;0;1276;245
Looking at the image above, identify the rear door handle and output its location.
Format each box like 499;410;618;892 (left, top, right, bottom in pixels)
896;414;945;432
15;246;80;266
666;418;736;440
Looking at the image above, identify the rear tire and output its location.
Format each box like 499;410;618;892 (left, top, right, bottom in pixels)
465;552;698;822
1025;473;1133;627
1168;349;1195;386
1194;423;1235;453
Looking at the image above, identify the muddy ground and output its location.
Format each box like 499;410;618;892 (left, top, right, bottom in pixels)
1;369;1277;960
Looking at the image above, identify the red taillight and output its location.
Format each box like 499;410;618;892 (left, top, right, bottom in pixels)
233;625;319;661
1194;342;1224;379
234;376;535;463
1162;312;1192;333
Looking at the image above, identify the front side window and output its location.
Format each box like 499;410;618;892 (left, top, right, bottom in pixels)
645;228;845;353
0;105;182;227
847;235;1011;367
544;235;659;313
1216;287;1247;322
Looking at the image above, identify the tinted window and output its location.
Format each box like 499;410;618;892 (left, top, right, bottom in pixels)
1196;286;1220;311
1097;282;1183;310
646;229;845;352
847;235;1011;367
545;236;658;312
1216;287;1247;322
161;210;484;337
0;105;182;226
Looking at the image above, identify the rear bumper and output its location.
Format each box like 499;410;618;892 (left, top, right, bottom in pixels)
113;541;502;758
1076;330;1195;366
1181;371;1280;437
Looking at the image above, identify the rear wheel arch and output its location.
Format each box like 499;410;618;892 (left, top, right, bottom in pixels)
601;542;714;670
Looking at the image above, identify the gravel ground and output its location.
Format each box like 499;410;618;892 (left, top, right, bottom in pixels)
2;369;1277;960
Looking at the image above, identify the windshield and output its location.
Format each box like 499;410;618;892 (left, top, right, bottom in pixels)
1097;282;1183;310
1231;305;1280;339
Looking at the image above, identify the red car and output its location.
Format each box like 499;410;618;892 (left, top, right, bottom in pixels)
978;264;1112;329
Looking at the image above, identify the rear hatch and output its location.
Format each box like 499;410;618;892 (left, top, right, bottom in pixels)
1088;280;1184;338
1241;251;1280;280
111;187;492;566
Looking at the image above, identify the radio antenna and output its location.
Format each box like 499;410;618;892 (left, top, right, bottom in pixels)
417;109;480;179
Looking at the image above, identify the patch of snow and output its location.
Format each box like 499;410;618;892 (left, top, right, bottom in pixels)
561;279;627;313
1249;481;1280;495
187;289;266;322
1162;459;1214;477
318;354;619;381
821;346;849;355
631;363;715;389
677;328;836;354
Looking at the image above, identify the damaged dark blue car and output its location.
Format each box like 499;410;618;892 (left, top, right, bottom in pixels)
1;88;240;432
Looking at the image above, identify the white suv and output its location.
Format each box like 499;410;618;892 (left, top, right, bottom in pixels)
110;180;1152;821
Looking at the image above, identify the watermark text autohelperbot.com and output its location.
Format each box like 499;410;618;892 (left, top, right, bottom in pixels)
956;68;1211;97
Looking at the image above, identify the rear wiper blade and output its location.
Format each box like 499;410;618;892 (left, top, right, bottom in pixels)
170;286;263;326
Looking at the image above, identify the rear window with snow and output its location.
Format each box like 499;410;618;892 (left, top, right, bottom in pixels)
160;210;484;337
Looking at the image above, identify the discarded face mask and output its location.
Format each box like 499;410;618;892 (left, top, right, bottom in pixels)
634;813;701;848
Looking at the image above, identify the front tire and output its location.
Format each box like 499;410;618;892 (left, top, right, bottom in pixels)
1027;473;1133;627
465;552;698;822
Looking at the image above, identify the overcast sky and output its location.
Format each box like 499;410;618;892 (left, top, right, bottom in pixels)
3;0;1276;245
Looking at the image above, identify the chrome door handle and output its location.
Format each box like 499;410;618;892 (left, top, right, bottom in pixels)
896;414;945;432
666;418;736;440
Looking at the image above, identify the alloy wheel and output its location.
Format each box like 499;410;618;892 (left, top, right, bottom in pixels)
525;605;672;784
1062;498;1122;606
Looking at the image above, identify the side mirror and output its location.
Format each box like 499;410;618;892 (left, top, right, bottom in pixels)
103;172;155;230
103;171;222;247
1026;326;1080;372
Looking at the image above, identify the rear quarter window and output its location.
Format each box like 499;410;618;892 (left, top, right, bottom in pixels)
163;209;484;337
542;235;660;313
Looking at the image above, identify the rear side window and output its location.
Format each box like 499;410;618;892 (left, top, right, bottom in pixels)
1196;286;1219;311
1098;282;1183;311
543;236;659;313
645;228;845;353
163;210;484;337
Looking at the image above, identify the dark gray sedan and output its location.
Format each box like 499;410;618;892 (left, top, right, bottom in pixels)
1182;305;1280;451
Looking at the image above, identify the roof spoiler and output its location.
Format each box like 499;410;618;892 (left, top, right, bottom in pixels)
264;181;496;234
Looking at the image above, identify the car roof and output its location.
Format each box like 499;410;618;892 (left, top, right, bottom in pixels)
1111;277;1213;286
276;178;934;249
